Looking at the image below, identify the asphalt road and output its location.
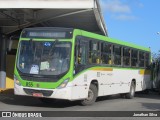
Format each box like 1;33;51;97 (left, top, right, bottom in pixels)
0;90;160;120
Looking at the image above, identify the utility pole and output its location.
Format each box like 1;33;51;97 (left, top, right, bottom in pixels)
0;28;6;88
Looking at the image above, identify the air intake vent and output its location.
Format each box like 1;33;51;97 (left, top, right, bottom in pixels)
23;88;53;97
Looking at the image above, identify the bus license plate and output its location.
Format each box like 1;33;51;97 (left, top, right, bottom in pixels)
32;93;43;97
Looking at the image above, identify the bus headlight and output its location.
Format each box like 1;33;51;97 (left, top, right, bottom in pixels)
14;75;21;86
57;78;69;89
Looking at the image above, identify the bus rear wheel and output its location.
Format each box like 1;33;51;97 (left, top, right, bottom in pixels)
81;84;98;106
125;82;135;99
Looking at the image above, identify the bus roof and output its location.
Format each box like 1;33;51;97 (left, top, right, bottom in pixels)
20;27;150;52
78;29;150;52
23;27;74;31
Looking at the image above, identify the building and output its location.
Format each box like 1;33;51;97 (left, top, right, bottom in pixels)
0;0;108;90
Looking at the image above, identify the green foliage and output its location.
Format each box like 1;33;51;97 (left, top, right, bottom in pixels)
152;51;160;62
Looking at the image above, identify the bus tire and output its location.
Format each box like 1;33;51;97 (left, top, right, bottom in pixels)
81;84;98;106
125;82;135;99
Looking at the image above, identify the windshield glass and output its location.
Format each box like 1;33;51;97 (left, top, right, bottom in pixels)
17;41;71;76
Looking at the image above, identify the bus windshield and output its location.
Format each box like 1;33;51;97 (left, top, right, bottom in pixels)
17;41;71;76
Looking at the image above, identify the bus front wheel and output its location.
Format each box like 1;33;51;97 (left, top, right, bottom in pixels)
81;84;98;106
125;82;135;99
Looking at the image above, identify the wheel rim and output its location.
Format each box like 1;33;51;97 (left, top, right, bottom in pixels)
85;89;94;102
131;85;135;96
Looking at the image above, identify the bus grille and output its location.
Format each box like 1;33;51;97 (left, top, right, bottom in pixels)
23;88;53;97
20;75;59;82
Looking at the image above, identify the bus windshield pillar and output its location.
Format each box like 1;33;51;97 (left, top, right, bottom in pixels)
0;30;6;88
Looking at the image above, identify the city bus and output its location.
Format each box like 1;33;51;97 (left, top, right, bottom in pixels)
14;27;151;105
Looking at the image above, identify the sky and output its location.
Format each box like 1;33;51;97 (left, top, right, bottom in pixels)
100;0;160;54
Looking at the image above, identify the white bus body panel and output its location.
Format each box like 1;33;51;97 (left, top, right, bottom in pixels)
70;68;151;99
14;68;151;101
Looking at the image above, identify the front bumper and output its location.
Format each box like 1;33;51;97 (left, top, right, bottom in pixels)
14;83;72;100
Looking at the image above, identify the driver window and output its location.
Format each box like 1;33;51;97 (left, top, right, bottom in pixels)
76;39;87;65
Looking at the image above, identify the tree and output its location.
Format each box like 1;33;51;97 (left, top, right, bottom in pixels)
152;50;160;62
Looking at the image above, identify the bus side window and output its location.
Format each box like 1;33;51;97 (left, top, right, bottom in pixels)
89;40;101;64
74;38;88;74
101;43;112;64
113;45;121;65
131;49;138;67
89;41;92;63
78;47;82;64
77;42;87;65
145;52;150;67
101;43;105;64
75;40;81;64
123;47;130;66
139;51;145;67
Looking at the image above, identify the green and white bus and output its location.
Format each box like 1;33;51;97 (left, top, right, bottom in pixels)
14;27;151;105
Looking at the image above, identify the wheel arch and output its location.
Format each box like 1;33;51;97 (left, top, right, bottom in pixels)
131;79;136;90
90;79;99;91
132;79;136;86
